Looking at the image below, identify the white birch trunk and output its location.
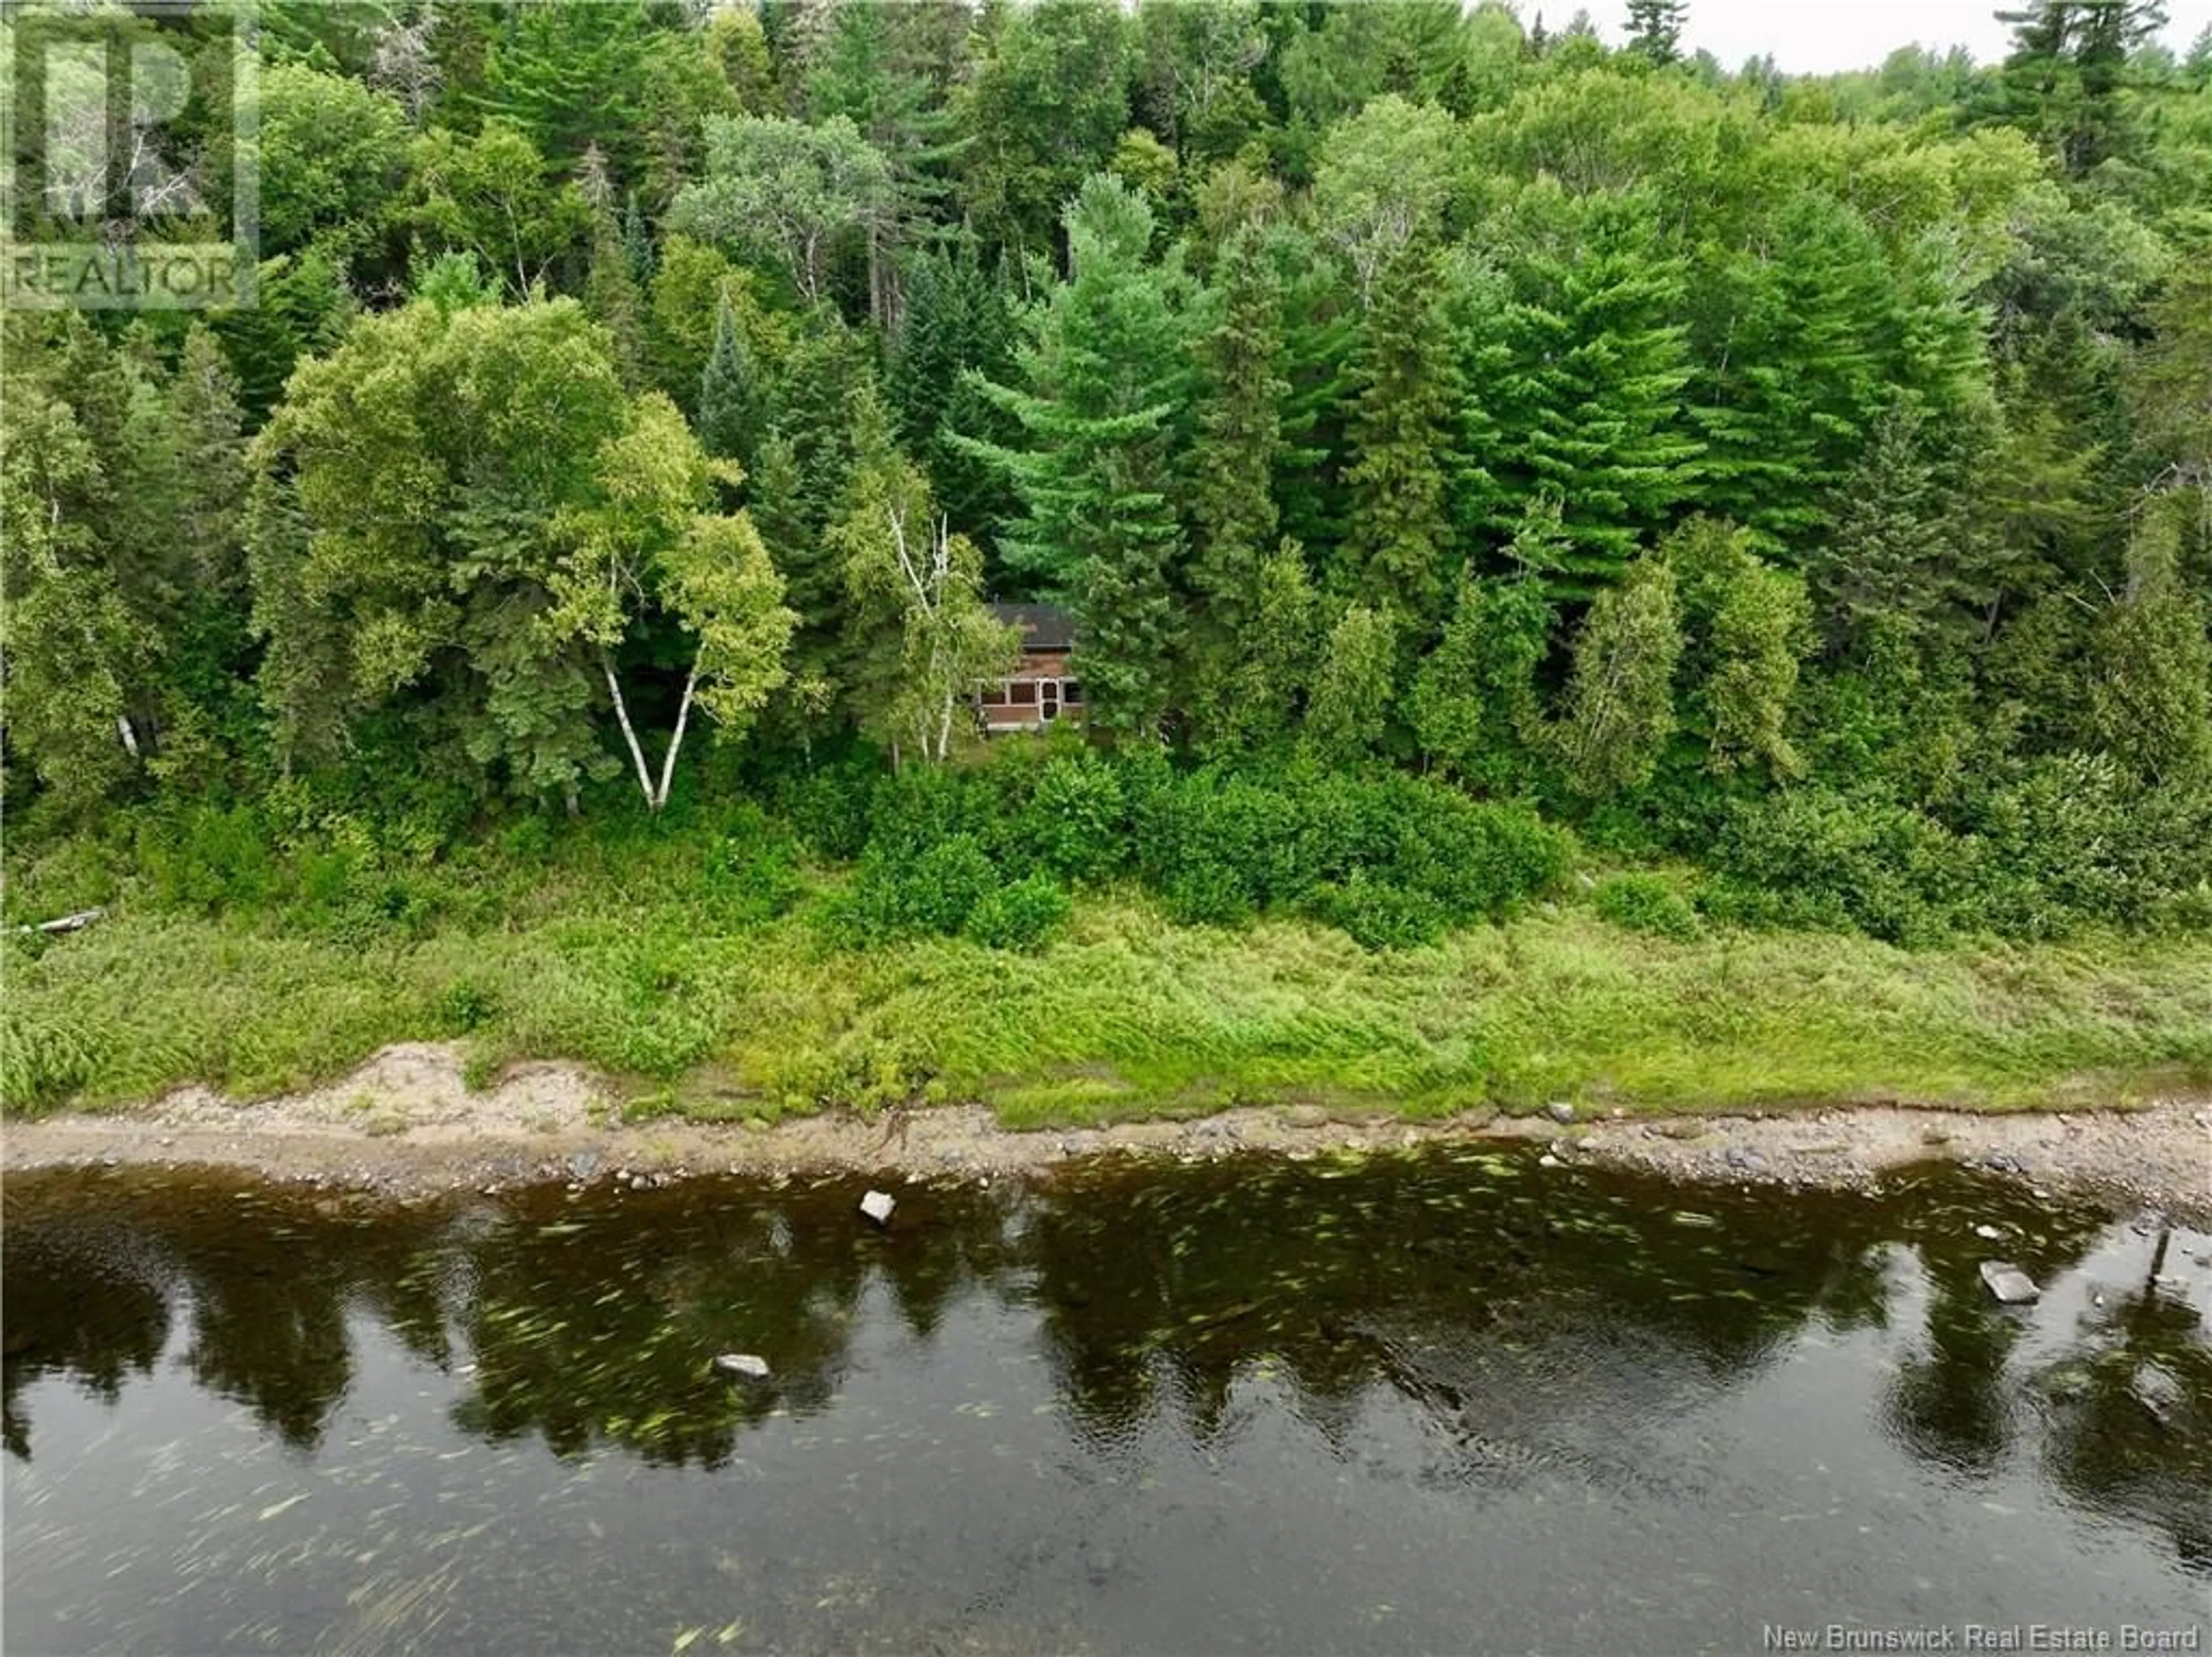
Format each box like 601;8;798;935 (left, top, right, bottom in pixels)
601;650;658;810
653;660;702;811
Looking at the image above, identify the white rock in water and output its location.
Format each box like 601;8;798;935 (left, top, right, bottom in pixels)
1974;1224;2005;1240
711;1352;770;1381
859;1189;896;1226
1979;1261;2040;1305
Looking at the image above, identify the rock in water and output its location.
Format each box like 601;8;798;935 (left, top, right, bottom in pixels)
859;1189;896;1227
711;1353;770;1382
1979;1262;2040;1305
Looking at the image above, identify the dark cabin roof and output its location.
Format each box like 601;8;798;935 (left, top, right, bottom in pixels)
989;603;1077;653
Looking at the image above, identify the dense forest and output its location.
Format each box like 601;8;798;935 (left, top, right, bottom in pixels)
3;0;2210;973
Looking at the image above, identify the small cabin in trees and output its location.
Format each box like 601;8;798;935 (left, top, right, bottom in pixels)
975;603;1085;733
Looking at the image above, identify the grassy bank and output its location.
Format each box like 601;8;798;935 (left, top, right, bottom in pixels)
7;875;2209;1125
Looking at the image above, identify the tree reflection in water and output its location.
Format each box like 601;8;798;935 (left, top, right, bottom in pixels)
3;1150;2205;1573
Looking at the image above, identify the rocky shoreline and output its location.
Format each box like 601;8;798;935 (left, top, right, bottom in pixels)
4;1042;2207;1217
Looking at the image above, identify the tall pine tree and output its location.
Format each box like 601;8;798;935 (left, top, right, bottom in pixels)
958;176;1196;736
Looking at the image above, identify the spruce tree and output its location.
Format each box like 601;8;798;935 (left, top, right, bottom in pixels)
1187;224;1289;718
1665;518;1811;778
1409;501;1562;788
1271;224;1358;592
1340;236;1457;640
697;293;762;472
888;236;1020;546
1810;402;1956;657
579;148;646;388
1623;0;1688;66
1199;539;1322;756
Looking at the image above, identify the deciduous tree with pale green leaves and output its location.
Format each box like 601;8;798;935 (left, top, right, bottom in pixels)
1551;554;1685;797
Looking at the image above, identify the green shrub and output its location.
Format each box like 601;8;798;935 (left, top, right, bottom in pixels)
1012;754;1128;883
779;751;884;860
440;978;499;1034
701;805;804;925
1592;872;1702;940
137;803;281;911
1707;786;1970;943
498;814;555;862
1388;787;1571;923
964;873;1073;949
1308;872;1449;949
1969;754;2212;937
836;831;998;941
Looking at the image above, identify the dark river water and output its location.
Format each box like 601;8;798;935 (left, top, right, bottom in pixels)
4;1149;2208;1656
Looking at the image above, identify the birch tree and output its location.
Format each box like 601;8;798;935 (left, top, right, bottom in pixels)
549;395;796;812
834;455;1018;767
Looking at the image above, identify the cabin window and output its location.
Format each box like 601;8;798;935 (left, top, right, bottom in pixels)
978;684;1007;706
1062;681;1084;706
1008;681;1037;706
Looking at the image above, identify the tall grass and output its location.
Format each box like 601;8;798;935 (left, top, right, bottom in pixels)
7;883;2209;1125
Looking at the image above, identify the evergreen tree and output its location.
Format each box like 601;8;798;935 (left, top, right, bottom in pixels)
1409;498;1563;787
1410;568;1553;790
1186;224;1289;718
1810;401;1957;656
475;0;658;180
804;0;967;330
1624;0;1688;66
957;176;1196;736
0;319;255;811
621;192;656;289
1691;195;1899;551
1339;236;1457;637
887;236;1021;544
1486;191;1699;594
1270;224;1359;589
698;293;762;472
579;149;646;389
1665;517;1812;778
1994;1;2170;176
1199;539;1323;755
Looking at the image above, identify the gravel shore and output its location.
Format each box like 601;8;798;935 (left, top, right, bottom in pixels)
5;1041;2206;1217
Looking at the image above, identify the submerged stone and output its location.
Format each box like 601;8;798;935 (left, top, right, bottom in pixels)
860;1189;896;1226
711;1353;771;1382
1979;1261;2040;1304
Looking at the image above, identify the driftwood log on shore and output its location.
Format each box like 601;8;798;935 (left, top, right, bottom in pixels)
19;907;104;936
